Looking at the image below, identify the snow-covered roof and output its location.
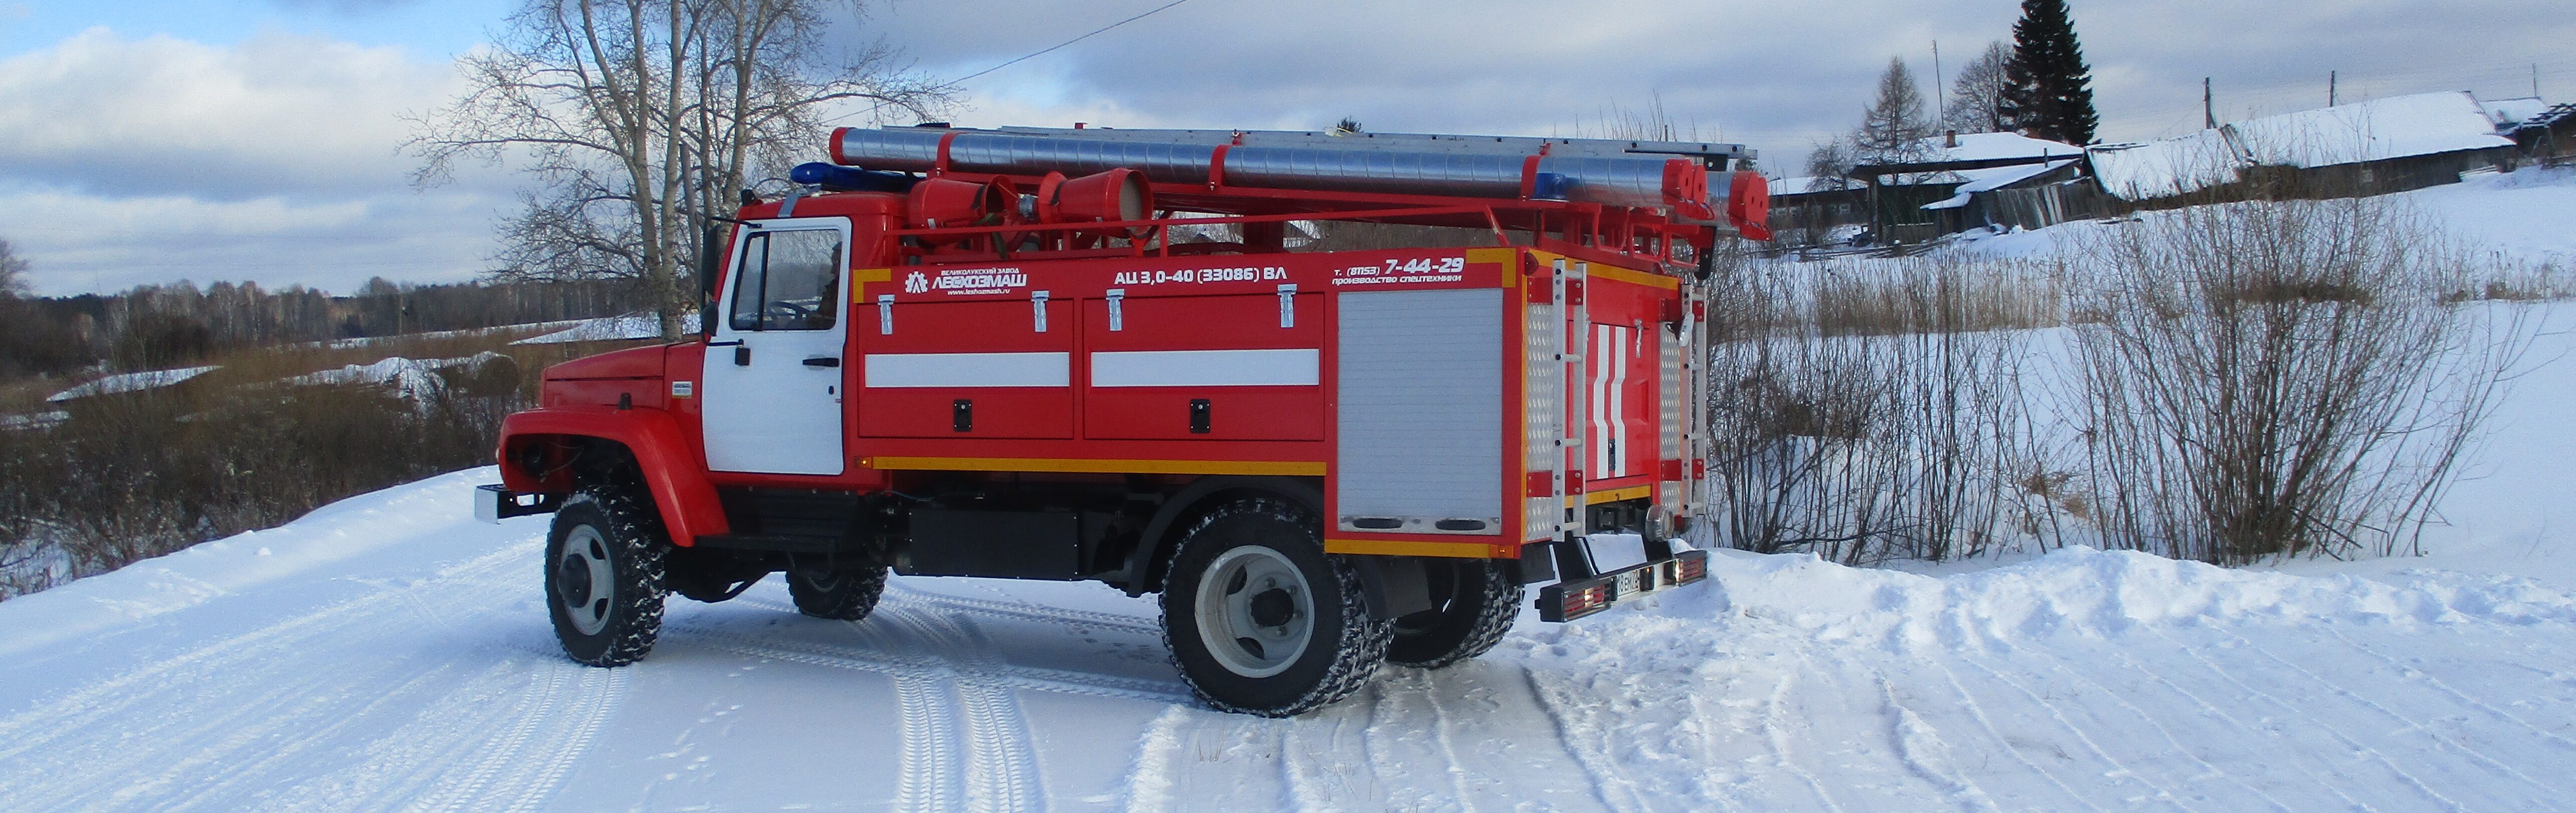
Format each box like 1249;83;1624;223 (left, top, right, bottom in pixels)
46;365;222;402
514;312;704;345
2229;91;2514;169
1772;175;1861;194
1863;132;2084;189
2480;96;2549;131
1933;132;2083;163
2087;129;2249;200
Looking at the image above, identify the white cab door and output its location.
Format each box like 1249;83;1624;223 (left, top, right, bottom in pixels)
701;219;850;475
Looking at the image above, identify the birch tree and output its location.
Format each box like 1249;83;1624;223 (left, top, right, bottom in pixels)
414;0;952;339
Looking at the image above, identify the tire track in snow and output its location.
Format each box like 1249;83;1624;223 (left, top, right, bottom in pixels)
1868;671;2004;813
908;608;1046;813
1753;668;1847;813
717;598;1190;703
2321;626;2576;753
1118;705;1192;813
0;540;534;761
2147;627;2465;812
1943;651;2193;811
1918;657;2113;813
0;543;539;812
894;581;1162;637
1976;636;2296;811
1522;665;1653;813
2209;625;2563;799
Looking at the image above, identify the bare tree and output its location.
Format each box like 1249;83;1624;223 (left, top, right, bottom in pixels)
0;237;28;297
1942;41;2011;135
1802;140;1858;191
413;0;953;339
1854;58;1935;168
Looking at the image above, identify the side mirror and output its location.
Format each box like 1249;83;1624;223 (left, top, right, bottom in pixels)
700;224;724;337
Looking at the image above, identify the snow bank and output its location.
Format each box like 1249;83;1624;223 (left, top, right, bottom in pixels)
1693;546;2576;651
282;352;506;404
514;312;702;344
44;365;220;402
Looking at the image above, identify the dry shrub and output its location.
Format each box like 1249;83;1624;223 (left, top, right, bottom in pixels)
1700;252;2049;563
2070;198;2527;563
0;331;637;599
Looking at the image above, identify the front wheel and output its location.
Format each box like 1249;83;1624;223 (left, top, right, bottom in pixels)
1160;498;1390;717
545;485;670;666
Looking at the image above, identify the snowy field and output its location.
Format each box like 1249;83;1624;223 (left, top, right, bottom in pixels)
3;455;2573;811
6;170;2576;811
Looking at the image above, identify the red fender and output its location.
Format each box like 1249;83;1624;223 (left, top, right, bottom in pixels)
499;408;730;545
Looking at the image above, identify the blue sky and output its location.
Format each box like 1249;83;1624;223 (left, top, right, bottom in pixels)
0;0;506;60
2;1;2570;298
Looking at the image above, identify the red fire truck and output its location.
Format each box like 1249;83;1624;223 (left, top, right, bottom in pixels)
478;124;1768;716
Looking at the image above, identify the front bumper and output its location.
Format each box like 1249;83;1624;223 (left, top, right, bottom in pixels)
475;484;560;524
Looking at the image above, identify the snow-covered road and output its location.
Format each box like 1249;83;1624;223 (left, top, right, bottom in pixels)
4;469;2574;811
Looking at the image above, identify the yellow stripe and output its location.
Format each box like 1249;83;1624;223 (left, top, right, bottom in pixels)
1568;485;1654;506
1584;264;1682;291
1465;247;1518;267
854;268;893;284
866;456;1324;476
1325;538;1509;558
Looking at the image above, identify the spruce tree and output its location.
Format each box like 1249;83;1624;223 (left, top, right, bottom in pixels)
2000;0;2099;145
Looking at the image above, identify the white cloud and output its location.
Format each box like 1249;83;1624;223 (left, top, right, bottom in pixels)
0;28;506;296
0;27;459;197
854;0;2575;163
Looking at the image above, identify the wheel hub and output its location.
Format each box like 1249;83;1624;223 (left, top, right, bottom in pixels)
557;525;616;636
1194;546;1316;679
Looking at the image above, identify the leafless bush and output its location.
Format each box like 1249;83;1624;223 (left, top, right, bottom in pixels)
1701;252;2048;563
2069;198;2527;563
0;336;571;599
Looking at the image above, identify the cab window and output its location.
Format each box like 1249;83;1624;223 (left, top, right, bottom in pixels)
728;229;843;331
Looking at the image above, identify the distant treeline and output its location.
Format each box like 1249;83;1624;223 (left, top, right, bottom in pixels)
0;277;646;379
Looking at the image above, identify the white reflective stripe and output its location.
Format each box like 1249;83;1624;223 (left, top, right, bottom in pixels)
1591;325;1614;477
864;352;1069;387
1610;325;1630;477
1091;349;1319;387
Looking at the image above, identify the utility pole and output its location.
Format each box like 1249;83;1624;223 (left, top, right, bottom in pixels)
2204;77;2216;129
2329;70;2338;107
1932;40;1945;126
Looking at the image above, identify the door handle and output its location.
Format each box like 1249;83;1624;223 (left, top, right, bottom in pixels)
802;356;841;368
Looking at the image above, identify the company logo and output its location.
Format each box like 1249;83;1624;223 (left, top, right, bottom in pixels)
924;267;1027;295
903;271;930;294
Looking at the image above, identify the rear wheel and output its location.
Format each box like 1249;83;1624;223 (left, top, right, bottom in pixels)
1160;498;1390;716
545;484;669;666
787;566;888;621
1386;558;1523;669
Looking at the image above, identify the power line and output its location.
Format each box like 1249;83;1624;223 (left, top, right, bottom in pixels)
821;0;1198;126
950;0;1198;85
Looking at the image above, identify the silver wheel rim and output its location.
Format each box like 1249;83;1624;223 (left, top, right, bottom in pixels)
556;525;615;636
1194;546;1314;678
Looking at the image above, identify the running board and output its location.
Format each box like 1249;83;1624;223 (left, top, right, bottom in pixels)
1535;549;1709;622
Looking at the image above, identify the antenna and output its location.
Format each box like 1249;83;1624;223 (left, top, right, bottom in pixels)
2205;77;2216;129
2330;70;2338;107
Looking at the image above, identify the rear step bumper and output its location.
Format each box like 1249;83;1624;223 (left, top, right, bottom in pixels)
474;484;558;524
1535;548;1710;622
